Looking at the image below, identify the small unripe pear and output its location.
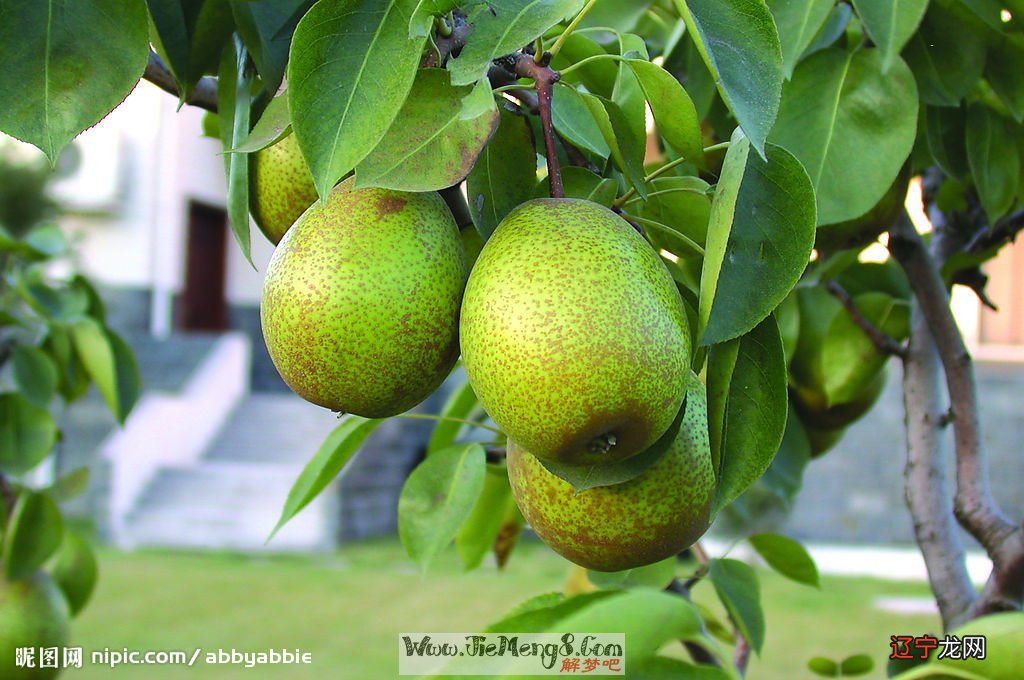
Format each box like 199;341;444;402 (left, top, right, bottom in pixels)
261;179;467;417
507;376;714;572
249;132;319;244
461;198;690;467
0;571;70;680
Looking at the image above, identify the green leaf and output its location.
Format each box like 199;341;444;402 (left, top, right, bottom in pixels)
70;319;139;424
551;34;618;99
579;93;648;199
410;0;461;37
12;346;58;408
398;443;486;571
151;0;235;99
426;381;481;456
839;653;874;676
232;91;290;153
808;657;841;677
708;558;765;654
850;0;928;72
672;0;783;156
902;2;987;107
487;591;620;632
218;36;254;265
3;490;64;581
465;103;536;236
455;463;516;571
48;529;98;616
356;69;499;191
770;48;918;225
232;0;316;94
748;532;820;587
626;59;705;165
288;0;427;198
822;292;910;405
766;0;833;79
447;0;584;86
0;0;149;162
0;393;57;475
966;103;1021;224
926;105;970;181
801;3;852;60
271;416;383;540
700;132;816;345
708;315;788;513
46;467;91;503
587;557;678;590
986;36;1024;122
552;84;611;158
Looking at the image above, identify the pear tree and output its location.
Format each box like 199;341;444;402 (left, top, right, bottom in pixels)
2;0;1024;676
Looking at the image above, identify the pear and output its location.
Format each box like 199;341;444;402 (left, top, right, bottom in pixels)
460;198;690;466
249;132;319;245
506;375;715;572
261;179;467;417
0;571;70;680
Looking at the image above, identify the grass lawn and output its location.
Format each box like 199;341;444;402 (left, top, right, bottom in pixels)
69;538;939;679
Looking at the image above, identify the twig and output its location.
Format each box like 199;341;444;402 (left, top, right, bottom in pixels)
0;473;17;516
825;280;908;358
142;51;219;113
889;212;1024;619
733;634;751;677
421;12;473;68
513;53;564;198
665;578;720;668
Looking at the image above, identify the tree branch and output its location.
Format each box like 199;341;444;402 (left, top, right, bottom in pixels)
513;53;564;199
142;51;219;113
890;213;1024;619
901;304;978;629
826;280;908;358
665;578;720;668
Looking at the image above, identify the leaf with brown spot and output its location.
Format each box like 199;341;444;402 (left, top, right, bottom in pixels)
355;68;500;192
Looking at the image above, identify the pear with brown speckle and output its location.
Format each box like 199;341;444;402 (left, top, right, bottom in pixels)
507;374;715;572
261;179;467;417
460;198;691;467
249;132;319;244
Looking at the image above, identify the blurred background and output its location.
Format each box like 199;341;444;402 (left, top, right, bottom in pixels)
3;77;1023;678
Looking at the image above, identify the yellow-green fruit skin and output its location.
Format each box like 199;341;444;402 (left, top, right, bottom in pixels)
0;571;70;680
460;198;690;466
506;382;715;572
249;133;319;245
260;180;467;417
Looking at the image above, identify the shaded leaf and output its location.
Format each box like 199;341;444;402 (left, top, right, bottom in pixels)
288;0;427;198
966;103;1020;224
398;443;486;571
270;417;383;539
12;346;58;408
48;529;98;616
0;0;149;161
986;36;1024;122
627;59;705;165
232;92;290;153
455;463;516;571
766;0;833;79
672;0;783;156
552;84;611;158
218;37;254;264
926;105;969;181
808;657;840;677
148;0;235;100
851;0;928;72
587;556;677;590
232;0;316;94
902;3;987;107
447;0;584;86
579;93;648;198
466;105;536;240
46;467;91;503
70;319;139;424
355;69;499;191
426;379;481;455
708;558;765;653
3;491;64;581
700;132;816;345
0;393;58;475
839;653;874;676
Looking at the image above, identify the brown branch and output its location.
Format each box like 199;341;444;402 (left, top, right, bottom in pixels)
825;280;908;358
733;635;751;677
513;53;563;199
665;578;720;668
0;473;17;516
142;51;219;113
890;213;1024;619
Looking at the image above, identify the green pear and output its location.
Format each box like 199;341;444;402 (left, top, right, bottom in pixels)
506;375;714;572
261;179;467;417
803;422;846;458
249;132;319;245
815;163;911;253
460;198;691;467
0;571;70;680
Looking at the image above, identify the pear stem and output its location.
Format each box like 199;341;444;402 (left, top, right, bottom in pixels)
514;54;564;199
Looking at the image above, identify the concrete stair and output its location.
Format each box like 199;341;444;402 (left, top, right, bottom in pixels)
119;393;343;552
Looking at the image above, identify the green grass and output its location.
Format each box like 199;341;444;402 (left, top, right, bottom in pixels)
68;539;938;679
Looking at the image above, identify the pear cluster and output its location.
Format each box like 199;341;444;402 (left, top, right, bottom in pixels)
258;177;713;571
